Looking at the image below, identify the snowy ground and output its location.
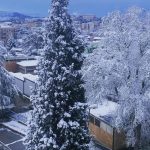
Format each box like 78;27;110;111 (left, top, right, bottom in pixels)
2;121;27;135
10;111;31;125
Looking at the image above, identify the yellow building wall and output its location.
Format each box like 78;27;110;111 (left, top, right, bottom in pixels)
89;122;113;150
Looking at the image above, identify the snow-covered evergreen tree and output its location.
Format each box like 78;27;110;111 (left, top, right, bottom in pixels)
25;0;90;149
0;67;16;115
83;7;150;150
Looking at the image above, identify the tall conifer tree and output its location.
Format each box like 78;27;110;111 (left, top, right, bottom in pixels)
25;0;90;149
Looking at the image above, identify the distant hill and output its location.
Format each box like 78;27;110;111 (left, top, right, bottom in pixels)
0;11;33;21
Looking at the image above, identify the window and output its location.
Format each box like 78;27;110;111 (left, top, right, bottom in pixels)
95;118;100;127
106;125;113;135
100;121;107;131
100;121;113;135
89;115;94;124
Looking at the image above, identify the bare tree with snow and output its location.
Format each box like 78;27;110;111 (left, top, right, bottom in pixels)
83;7;150;150
0;66;16;116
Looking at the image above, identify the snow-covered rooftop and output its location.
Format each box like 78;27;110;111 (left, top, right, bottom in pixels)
0;24;13;28
10;72;38;82
17;60;38;67
4;55;35;61
90;101;119;124
93;37;101;40
11;47;23;52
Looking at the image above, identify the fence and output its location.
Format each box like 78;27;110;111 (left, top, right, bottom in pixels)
13;76;36;98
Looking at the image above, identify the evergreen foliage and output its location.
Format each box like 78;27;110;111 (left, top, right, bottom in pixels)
25;0;90;149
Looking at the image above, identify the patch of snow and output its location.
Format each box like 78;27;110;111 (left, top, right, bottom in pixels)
11;47;23;52
90;101;119;119
17;60;38;67
11;111;31;125
57;119;68;128
0;25;13;28
10;72;38;82
10;72;24;80
2;120;28;135
24;74;38;82
0;96;14;109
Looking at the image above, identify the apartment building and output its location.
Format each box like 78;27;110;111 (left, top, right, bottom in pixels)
0;24;15;45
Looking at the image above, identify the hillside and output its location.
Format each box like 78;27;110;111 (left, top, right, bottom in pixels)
0;11;32;21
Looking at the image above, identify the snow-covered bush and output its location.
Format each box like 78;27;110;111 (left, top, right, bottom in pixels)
0;66;16;116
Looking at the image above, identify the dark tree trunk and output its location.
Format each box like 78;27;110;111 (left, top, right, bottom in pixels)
134;124;142;150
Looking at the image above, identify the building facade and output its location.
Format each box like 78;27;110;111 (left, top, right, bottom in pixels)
0;25;16;45
89;101;126;150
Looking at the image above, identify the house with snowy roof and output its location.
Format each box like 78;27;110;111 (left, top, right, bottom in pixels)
17;60;38;74
89;101;126;150
3;55;35;73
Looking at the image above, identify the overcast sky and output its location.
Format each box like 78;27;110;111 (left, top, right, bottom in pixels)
0;0;149;17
